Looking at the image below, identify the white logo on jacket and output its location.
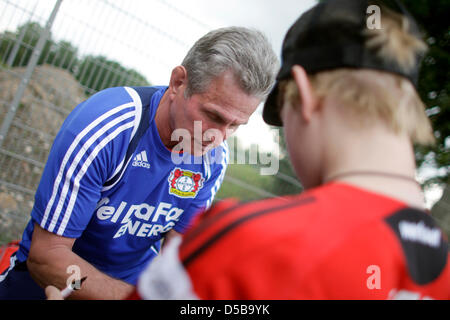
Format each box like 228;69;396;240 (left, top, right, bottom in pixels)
132;151;151;169
95;198;184;239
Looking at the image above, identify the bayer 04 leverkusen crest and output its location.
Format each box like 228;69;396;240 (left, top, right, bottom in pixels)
168;168;204;198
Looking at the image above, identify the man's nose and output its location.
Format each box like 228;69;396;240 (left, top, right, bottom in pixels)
203;126;226;145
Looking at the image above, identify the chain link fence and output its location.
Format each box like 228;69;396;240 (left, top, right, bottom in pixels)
0;0;302;243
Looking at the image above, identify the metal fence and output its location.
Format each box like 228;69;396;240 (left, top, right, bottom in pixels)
0;0;302;243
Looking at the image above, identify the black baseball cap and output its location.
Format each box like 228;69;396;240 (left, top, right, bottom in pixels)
263;0;424;126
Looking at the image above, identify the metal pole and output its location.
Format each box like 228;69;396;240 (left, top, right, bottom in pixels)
6;1;40;67
0;0;64;148
6;25;27;67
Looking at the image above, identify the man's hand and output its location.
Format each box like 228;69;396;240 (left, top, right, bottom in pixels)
28;224;134;299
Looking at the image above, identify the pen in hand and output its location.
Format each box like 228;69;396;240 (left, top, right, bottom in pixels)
60;276;87;299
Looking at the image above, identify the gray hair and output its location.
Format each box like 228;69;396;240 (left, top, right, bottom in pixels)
182;27;279;100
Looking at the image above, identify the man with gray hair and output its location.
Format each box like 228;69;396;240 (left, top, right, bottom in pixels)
0;26;278;299
107;0;449;301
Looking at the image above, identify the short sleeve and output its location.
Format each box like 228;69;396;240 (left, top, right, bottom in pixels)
32;87;139;238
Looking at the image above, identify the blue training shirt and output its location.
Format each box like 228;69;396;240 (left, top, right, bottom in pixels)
16;86;228;285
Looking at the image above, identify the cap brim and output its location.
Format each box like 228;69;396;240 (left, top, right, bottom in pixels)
263;59;295;127
263;83;283;126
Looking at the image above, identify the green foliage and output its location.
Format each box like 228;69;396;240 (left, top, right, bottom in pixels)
76;55;149;94
216;163;275;201
0;21;151;93
274;128;303;196
0;22;52;67
50;40;79;73
402;0;450;185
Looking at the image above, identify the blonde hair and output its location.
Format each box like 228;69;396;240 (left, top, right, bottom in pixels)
279;6;434;146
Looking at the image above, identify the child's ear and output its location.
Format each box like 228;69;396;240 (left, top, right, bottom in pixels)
291;65;319;123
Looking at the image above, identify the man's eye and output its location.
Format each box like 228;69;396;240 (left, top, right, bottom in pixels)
207;112;223;123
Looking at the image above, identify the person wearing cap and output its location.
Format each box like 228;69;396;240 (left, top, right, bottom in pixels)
1;27;278;300
48;0;450;300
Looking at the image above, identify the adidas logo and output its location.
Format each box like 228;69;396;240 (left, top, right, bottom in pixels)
132;151;151;169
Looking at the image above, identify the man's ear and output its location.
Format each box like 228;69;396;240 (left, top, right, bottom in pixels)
291;65;319;123
168;66;188;95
